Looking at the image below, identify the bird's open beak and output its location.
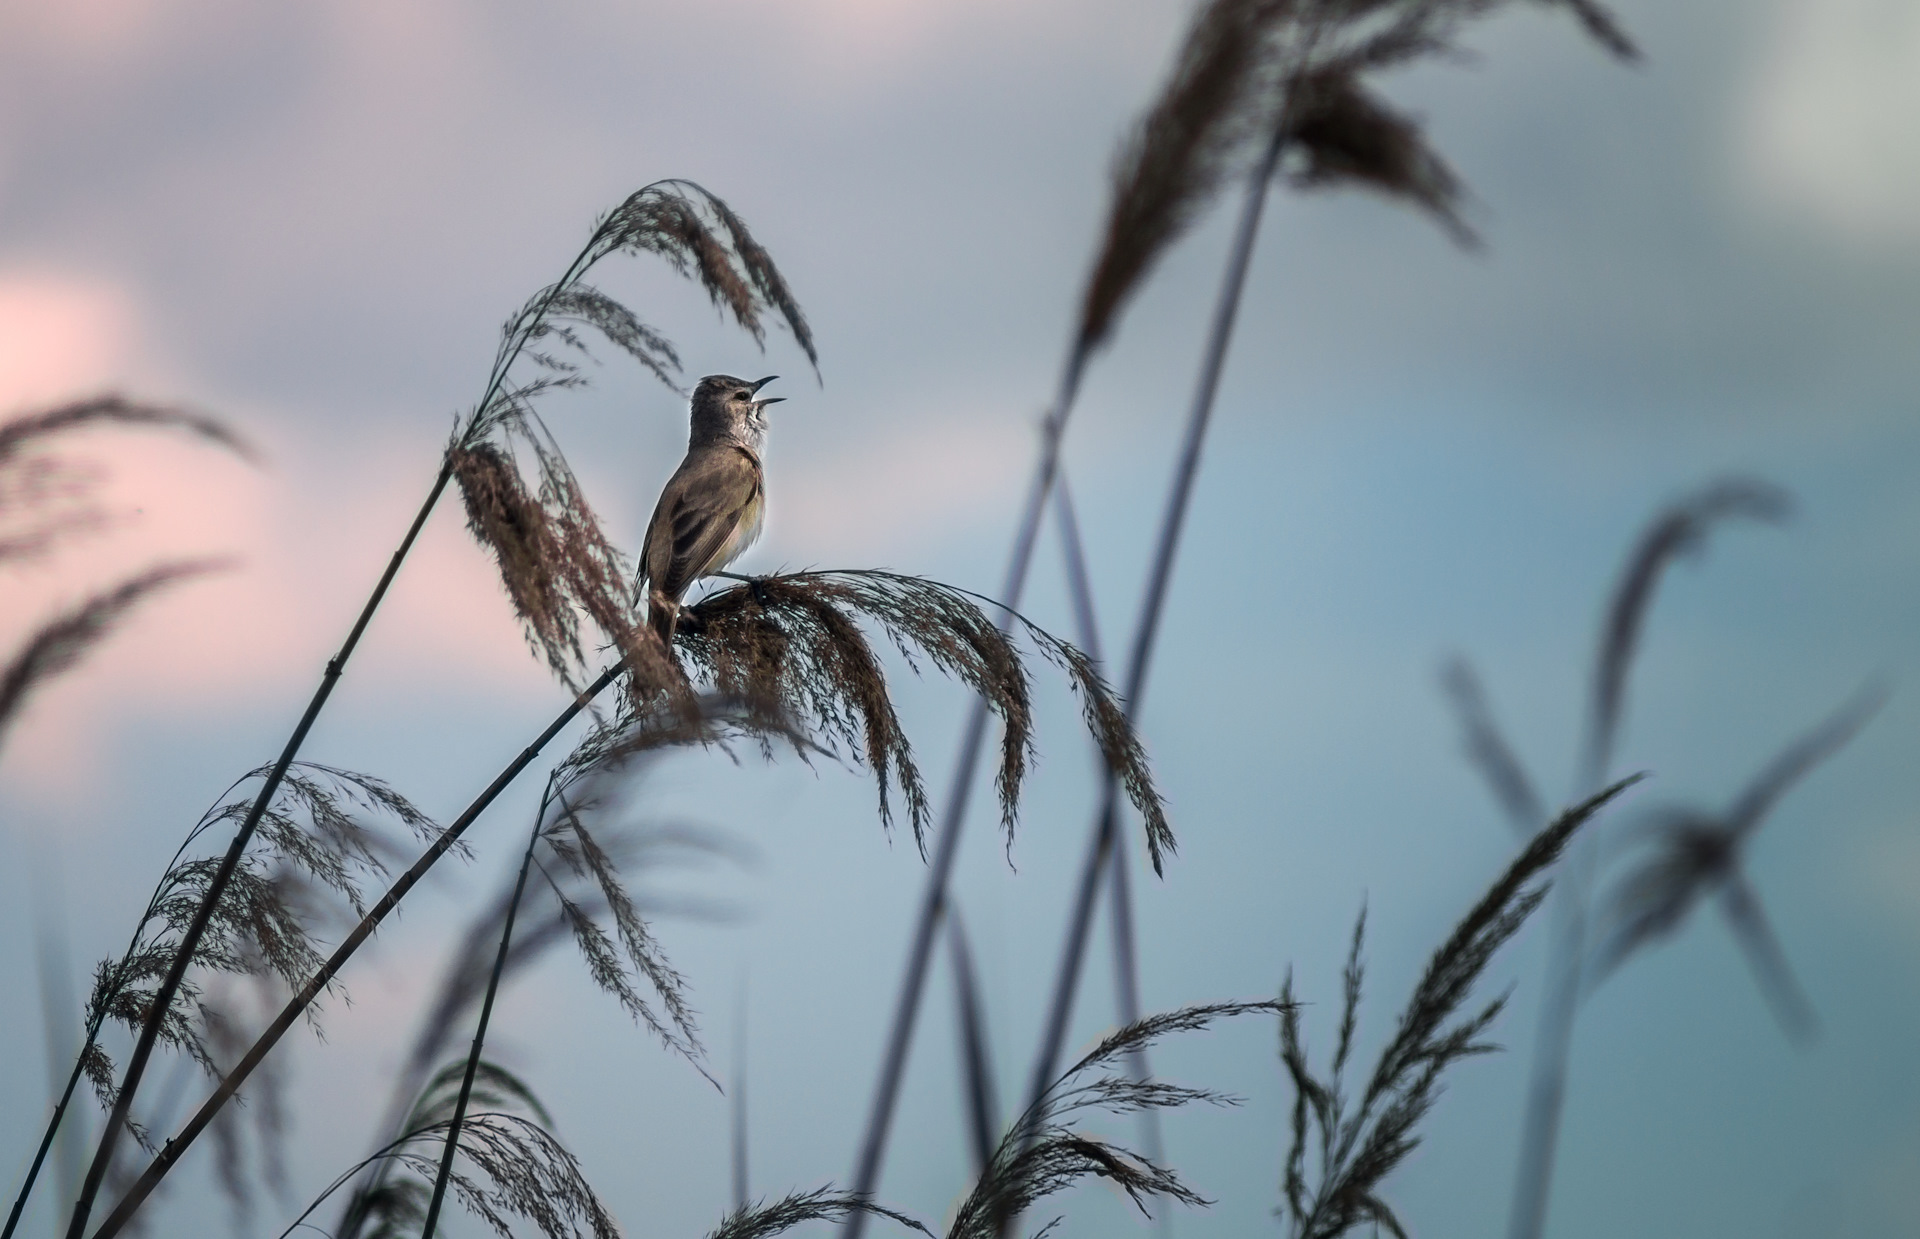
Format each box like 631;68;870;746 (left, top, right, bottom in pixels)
751;374;785;407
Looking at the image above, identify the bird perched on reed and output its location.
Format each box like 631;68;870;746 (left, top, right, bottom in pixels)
639;374;784;647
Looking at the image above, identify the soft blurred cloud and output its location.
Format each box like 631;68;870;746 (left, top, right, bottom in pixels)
0;272;138;409
1739;0;1920;249
0;428;549;797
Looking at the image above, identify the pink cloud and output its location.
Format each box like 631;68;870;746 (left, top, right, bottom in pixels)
0;273;138;412
0;422;564;796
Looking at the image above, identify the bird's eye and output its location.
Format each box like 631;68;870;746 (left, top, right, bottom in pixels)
737;390;752;401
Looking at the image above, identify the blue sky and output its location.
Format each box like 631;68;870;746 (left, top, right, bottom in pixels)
3;1;1918;1237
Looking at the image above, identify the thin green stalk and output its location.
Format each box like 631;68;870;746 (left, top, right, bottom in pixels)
419;775;556;1239
84;662;625;1239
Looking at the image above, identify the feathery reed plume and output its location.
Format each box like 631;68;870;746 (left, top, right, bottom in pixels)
1588;683;1885;1040
1075;0;1634;364
0;396;253;471
1507;476;1793;1239
1583;479;1791;789
537;777;710;1071
335;1063;556;1239
2;762;430;1239
677;569;1170;865
67;180;808;1239
1278;777;1640;1239
705;1188;927;1239
1076;0;1292;359
0;561;227;748
952;1001;1286;1239
89;679;808;1235
79;763;437;1126
285;1107;618;1239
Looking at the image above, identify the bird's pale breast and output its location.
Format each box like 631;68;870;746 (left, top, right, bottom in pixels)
711;488;764;575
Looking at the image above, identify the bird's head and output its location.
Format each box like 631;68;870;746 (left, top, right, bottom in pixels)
688;374;783;451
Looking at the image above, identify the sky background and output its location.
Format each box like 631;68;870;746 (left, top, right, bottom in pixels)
2;1;1919;1237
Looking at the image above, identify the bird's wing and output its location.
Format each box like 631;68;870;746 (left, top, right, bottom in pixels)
643;445;763;602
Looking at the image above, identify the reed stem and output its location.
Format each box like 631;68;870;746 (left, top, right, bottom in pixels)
840;355;1086;1237
419;774;555;1239
64;461;452;1239
1017;119;1288;1183
84;662;624;1239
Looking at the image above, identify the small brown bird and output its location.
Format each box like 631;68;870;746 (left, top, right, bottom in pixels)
639;374;784;646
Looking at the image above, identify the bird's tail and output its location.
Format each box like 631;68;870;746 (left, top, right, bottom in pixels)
647;588;680;650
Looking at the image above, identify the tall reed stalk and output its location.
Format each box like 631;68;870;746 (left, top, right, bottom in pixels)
1019;117;1288;1146
1503;482;1791;1239
846;3;1634;1225
841;359;1087;1235
419;775;557;1239
1050;476;1172;1233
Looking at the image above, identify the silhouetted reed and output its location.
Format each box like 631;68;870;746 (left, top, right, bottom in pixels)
1277;779;1637;1238
0;562;228;750
1433;478;1848;1239
1588;683;1885;1041
707;1189;927;1239
0;396;251;566
0;397;248;762
951;1001;1287;1239
283;1061;615;1239
3;760;433;1239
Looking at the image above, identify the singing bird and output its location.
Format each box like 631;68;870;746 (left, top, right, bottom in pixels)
640;374;784;646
